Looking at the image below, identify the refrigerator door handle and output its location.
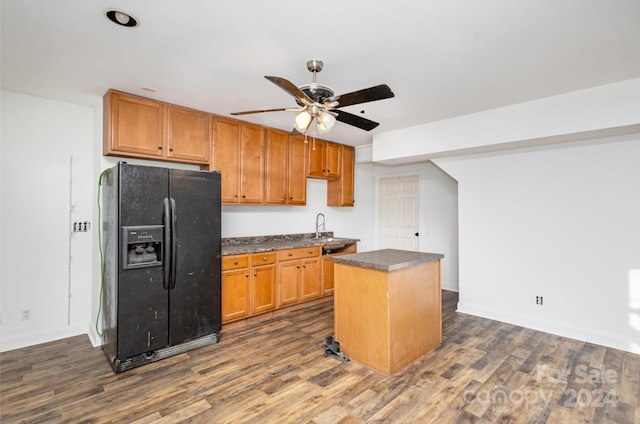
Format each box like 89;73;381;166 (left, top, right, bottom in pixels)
170;198;178;290
163;198;171;290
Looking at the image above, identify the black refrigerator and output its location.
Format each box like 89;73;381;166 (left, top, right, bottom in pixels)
101;162;221;372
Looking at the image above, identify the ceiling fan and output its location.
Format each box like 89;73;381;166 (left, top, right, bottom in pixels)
230;60;394;135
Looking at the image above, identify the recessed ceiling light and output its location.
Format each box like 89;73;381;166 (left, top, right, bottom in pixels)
105;9;139;27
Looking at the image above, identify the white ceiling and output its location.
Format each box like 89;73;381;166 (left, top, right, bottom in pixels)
2;0;639;146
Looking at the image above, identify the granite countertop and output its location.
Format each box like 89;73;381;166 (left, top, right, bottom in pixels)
331;249;444;272
221;232;360;255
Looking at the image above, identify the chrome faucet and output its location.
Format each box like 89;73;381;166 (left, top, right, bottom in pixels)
315;213;326;238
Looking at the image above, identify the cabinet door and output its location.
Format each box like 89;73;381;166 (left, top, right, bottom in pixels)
213;117;241;203
277;260;300;307
287;135;308;205
166;105;210;163
324;142;342;179
322;255;335;295
328;145;355;206
239;123;265;204
307;139;326;178
251;264;276;314
105;91;164;158
265;129;289;204
300;257;321;301
221;268;250;323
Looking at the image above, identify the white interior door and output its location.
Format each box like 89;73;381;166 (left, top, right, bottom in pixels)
380;175;419;250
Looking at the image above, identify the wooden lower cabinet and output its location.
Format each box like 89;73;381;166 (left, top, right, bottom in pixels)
222;245;329;323
222;253;276;323
322;256;335;295
250;252;276;314
277;255;321;306
322;243;358;295
221;255;250;323
276;246;321;307
300;257;321;301
277;260;301;307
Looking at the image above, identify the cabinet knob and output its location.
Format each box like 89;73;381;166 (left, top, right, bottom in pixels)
245;274;249;277
296;266;300;269
233;261;238;265
254;273;257;277
262;257;267;261
288;253;293;257
158;146;163;150
169;148;173;152
242;195;246;198
308;251;313;254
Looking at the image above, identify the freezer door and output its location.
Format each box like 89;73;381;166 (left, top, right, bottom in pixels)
168;170;221;345
118;164;170;359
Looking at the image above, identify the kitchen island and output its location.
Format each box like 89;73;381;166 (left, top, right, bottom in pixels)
331;249;444;375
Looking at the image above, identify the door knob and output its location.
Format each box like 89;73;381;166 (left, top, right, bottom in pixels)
414;232;419;236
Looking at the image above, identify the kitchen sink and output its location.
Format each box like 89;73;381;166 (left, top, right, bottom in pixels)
311;237;357;255
314;237;344;244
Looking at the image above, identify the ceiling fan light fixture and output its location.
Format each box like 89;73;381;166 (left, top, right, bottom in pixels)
316;110;336;135
294;110;312;133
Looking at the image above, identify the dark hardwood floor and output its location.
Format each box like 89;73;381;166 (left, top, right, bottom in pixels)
1;291;639;423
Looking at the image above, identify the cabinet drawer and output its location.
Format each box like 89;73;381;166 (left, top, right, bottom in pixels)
277;246;320;261
251;252;276;265
222;254;249;271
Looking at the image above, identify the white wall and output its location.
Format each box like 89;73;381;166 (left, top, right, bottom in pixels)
372;162;459;291
0;91;94;351
219;164;377;252
436;135;640;354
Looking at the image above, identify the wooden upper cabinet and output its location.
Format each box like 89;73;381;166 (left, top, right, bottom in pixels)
166;105;209;163
239;122;265;204
265;131;308;205
307;139;341;179
324;142;342;179
287;135;308;205
265;129;289;205
212;117;241;203
308;139;326;178
103;90;209;164
213;118;265;204
104;91;164;158
328;145;355;206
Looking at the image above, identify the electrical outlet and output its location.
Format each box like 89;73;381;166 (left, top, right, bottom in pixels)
21;307;32;321
72;221;91;232
536;296;544;306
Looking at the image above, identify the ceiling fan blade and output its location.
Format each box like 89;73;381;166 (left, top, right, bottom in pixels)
332;84;394;108
333;110;380;131
265;76;314;106
230;107;295;116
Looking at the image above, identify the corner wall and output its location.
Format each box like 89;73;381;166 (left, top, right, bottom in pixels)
373;161;459;291
0;91;95;351
435;135;640;353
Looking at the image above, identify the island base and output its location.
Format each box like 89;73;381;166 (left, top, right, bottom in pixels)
334;259;442;375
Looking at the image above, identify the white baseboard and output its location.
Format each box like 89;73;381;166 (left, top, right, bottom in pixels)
457;301;640;355
0;324;88;352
